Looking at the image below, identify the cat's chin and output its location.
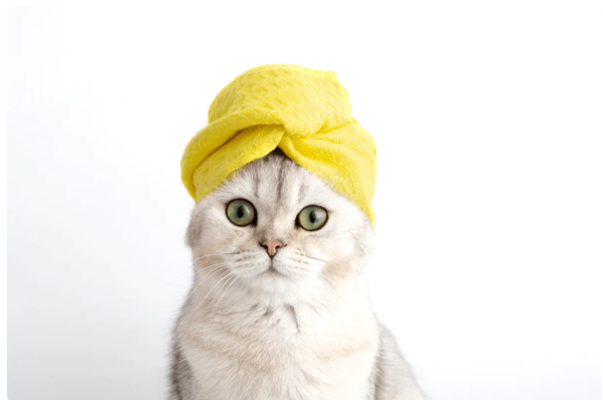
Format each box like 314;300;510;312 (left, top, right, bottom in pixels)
237;265;313;299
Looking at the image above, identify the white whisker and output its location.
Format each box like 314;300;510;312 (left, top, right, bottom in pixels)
151;254;239;290
214;274;240;309
199;270;237;304
193;252;239;262
294;252;328;263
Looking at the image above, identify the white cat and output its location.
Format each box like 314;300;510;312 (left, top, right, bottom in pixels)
170;150;427;400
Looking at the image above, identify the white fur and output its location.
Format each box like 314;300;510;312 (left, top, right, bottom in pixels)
171;153;426;400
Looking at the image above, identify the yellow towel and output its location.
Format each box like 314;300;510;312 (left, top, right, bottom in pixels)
181;64;377;224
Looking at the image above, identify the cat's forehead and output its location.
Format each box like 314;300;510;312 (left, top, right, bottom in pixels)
218;152;338;210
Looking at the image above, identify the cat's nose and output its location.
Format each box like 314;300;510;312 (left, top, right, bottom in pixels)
260;239;285;257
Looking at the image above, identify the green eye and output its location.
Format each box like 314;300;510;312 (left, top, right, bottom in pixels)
297;205;328;231
226;199;256;226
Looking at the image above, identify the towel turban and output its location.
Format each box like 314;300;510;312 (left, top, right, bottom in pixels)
181;64;377;224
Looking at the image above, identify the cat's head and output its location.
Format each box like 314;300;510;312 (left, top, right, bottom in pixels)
186;150;373;301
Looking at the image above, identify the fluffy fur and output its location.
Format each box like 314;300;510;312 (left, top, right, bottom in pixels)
170;150;426;400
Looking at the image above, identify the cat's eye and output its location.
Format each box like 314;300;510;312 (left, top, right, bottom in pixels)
226;199;256;226
296;205;328;231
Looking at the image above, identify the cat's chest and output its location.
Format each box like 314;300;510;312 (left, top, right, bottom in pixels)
178;304;379;400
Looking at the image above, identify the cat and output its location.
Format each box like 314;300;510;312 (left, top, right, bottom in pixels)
169;149;427;400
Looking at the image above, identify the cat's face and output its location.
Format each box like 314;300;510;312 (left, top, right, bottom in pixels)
186;151;373;298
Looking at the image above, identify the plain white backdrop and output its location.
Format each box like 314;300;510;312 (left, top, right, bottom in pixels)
7;4;602;400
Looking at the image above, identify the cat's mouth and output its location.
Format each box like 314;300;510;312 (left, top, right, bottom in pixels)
262;264;286;277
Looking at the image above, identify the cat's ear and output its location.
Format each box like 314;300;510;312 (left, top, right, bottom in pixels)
185;206;202;249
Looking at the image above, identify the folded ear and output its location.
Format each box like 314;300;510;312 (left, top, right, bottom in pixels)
185;205;203;249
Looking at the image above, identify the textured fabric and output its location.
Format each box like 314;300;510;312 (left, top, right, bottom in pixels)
181;64;377;223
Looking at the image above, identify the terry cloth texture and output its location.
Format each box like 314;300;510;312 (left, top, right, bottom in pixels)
181;64;377;223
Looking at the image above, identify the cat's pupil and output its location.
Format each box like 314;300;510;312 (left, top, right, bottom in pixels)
309;210;316;223
237;206;245;219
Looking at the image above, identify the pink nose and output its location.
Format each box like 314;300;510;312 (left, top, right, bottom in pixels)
261;239;285;257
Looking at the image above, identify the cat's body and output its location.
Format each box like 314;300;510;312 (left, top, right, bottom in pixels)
170;151;426;400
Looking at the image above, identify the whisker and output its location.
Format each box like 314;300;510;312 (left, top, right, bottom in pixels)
294;252;328;263
183;261;235;298
192;252;239;262
199;270;237;304
151;254;238;290
148;263;226;290
195;261;230;275
190;272;232;318
214;274;239;309
185;263;227;296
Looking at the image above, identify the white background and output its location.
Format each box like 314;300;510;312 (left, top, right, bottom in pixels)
7;4;602;400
